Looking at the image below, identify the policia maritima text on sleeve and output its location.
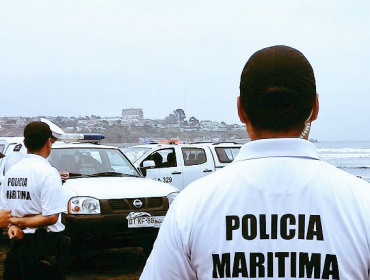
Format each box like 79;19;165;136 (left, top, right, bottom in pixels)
140;46;370;280
0;121;67;280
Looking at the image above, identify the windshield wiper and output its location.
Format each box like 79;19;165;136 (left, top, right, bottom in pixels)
67;172;92;178
69;172;90;177
90;171;139;177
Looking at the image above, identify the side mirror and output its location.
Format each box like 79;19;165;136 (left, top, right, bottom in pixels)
142;160;155;168
140;160;155;177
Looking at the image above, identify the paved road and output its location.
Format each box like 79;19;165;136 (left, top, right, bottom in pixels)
0;235;147;280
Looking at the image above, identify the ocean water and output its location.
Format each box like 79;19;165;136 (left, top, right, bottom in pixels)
314;141;370;182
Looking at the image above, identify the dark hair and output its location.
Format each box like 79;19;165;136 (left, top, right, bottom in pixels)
23;121;52;151
239;45;316;131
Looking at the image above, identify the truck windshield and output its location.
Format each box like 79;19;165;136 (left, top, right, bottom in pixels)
121;147;151;163
48;148;140;177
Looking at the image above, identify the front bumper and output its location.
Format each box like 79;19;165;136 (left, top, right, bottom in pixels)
62;211;166;247
63;196;170;247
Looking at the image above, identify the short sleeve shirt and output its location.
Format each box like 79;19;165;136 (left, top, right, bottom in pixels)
0;154;66;233
140;138;370;280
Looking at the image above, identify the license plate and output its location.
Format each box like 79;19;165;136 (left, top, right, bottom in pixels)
127;216;165;228
128;216;156;228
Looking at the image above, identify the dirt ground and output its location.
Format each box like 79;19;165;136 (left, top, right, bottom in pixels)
0;235;147;280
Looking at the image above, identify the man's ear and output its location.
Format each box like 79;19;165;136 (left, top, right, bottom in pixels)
237;96;248;124
309;94;319;122
47;138;53;149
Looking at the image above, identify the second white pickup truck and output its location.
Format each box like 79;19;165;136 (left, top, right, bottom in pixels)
122;142;243;191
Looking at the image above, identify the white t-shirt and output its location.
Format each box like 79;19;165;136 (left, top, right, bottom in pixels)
140;138;370;280
0;154;66;233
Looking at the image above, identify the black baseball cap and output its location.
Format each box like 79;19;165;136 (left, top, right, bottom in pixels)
24;121;53;150
240;45;316;96
239;45;316;130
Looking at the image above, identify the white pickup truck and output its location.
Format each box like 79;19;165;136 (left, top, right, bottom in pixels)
122;142;243;191
0;135;178;254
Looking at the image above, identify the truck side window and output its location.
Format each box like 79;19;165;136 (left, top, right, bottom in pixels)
164;152;176;168
182;148;207;166
142;148;176;169
215;147;240;163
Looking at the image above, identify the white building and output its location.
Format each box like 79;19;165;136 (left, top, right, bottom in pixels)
122;108;144;121
200;120;221;132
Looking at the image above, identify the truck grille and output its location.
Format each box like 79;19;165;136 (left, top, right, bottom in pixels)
148;197;163;208
108;199;130;210
108;197;165;211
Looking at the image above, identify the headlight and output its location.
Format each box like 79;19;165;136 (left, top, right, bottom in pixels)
68;197;101;214
167;192;178;206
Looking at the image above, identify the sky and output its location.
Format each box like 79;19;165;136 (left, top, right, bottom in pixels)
1;1;370;141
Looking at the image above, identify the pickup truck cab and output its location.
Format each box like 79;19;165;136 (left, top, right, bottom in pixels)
122;142;243;191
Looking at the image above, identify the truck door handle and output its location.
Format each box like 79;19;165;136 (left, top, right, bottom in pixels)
203;169;213;173
172;171;182;175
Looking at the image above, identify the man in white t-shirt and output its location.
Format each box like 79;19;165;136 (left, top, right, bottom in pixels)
140;46;370;280
0;121;67;279
4;118;64;175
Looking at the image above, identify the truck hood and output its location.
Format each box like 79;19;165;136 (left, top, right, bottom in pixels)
62;176;178;199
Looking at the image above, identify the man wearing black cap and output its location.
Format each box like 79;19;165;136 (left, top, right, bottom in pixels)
4;118;64;175
0;121;66;279
140;46;370;280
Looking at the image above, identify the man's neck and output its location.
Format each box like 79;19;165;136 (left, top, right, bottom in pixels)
248;130;303;141
28;150;48;159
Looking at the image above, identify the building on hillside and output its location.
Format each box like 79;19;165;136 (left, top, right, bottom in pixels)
122;108;144;121
179;125;199;132
218;123;227;132
200;120;222;132
230;124;245;131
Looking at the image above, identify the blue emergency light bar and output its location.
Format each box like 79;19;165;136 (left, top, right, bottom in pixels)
59;133;105;142
143;140;158;144
82;133;105;141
